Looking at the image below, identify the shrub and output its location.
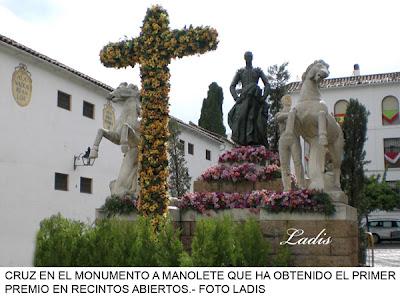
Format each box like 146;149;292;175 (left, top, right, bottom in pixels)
273;245;291;267
34;215;291;267
191;216;240;266
34;214;84;266
236;219;270;266
126;217;158;266
83;219;137;266
35;215;181;267
155;219;184;266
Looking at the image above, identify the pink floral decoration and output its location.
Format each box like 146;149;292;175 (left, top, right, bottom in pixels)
200;163;281;182
179;189;334;215
218;146;279;164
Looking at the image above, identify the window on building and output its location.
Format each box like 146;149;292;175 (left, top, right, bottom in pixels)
382;96;399;125
57;91;71;110
179;139;185;154
206;149;211;161
384;138;400;168
188;143;194;155
334;100;349;124
83;101;95;119
54;173;68;191
80;177;92;194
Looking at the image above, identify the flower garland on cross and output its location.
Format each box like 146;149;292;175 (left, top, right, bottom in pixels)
99;5;218;226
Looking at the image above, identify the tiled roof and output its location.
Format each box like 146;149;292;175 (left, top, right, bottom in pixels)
188;121;235;145
171;116;234;145
0;34;113;92
1;34;233;145
286;71;400;93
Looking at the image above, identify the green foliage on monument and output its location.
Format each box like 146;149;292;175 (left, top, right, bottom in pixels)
267;62;290;150
364;176;400;215
198;82;226;137
168;119;191;198
340;98;370;217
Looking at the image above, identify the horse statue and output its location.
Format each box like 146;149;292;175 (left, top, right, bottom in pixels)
291;60;344;191
276;95;305;191
89;82;141;197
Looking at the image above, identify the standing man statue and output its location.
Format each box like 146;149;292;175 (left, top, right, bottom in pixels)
228;51;270;146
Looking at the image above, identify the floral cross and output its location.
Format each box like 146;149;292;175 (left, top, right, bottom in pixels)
100;5;218;220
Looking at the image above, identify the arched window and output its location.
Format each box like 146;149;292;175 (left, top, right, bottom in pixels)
382;96;399;125
334;100;349;124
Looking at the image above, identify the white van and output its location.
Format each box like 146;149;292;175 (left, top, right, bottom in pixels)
367;219;400;243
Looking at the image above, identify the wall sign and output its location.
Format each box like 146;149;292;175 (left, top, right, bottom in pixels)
103;101;115;130
12;63;32;107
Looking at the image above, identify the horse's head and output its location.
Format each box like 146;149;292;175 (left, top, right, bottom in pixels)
301;60;330;84
107;82;141;115
107;82;140;103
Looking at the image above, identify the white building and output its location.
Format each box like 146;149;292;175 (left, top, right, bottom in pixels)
287;66;400;187
0;34;232;266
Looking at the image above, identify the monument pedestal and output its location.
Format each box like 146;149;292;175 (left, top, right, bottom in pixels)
96;202;359;267
179;204;358;267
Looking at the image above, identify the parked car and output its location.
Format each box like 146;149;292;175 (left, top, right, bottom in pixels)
366;218;400;243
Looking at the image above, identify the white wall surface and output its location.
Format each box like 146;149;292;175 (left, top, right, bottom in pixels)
0;44;228;266
0;45;123;266
178;125;233;191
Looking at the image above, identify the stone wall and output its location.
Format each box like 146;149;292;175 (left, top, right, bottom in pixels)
96;204;359;267
193;179;283;193
179;206;358;267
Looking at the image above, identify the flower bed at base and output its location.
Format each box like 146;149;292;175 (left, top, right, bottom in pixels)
179;189;335;216
101;194;137;218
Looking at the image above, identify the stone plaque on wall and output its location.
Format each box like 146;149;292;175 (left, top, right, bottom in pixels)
103;101;115;130
12;63;32;107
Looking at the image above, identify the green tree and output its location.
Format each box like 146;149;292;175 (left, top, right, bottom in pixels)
340;98;370;215
267;62;290;150
168;119;191;197
364;175;400;225
198;82;226;137
340;98;369;264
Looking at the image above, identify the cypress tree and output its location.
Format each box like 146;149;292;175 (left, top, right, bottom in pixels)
340;98;369;263
267;62;290;150
340;98;370;213
198;82;226;137
168;119;191;198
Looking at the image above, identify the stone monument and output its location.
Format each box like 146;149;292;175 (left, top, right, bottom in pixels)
276;95;305;191
89;82;141;197
285;60;344;193
228;51;270;146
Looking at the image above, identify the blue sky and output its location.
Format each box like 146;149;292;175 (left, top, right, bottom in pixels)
1;0;400;129
1;0;57;21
